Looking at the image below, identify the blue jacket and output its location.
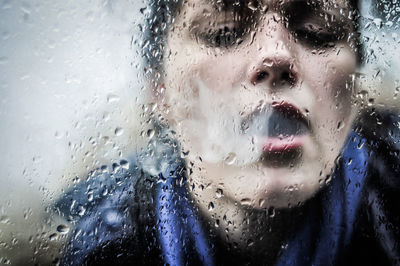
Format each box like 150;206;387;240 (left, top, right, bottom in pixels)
56;110;400;265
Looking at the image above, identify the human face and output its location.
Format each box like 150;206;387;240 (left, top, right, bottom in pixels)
161;0;357;209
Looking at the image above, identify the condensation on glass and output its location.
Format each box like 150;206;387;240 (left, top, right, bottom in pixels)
0;0;399;265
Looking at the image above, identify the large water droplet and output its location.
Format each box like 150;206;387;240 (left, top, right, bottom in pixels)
147;129;155;139
216;188;224;198
56;224;70;234
120;159;130;170
208;202;214;211
224;152;237;165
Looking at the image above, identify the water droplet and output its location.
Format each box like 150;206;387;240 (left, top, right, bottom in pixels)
54;131;63;139
247;1;258;10
216;189;224;198
263;59;273;67
114;127;123;136
0;216;10;224
357;140;365;149
77;205;86;216
120;159;129;170
208;202;214;211
368;98;374;106
107;94;120;103
147;129;155;139
215;219;220;227
259;199;266;207
49;233;58;241
224;152;237;165
337;121;344;131
11;238;18;245
101;165;109;173
268;206;275;217
240;198;251;206
373;18;382;29
56;224;70;234
180;150;189;158
87;193;94;202
149;102;158;112
325;175;332;184
112;163;121;172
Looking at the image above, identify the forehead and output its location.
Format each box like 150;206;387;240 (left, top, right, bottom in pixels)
183;0;351;12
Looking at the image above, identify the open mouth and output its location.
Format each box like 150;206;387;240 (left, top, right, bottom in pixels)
241;101;310;153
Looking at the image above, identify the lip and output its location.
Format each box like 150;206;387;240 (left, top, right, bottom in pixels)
271;101;309;128
260;135;305;153
260;101;309;153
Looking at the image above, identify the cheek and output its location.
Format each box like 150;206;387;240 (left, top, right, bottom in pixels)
163;50;249;120
296;48;356;159
166;42;247;89
197;54;247;91
301;47;356;118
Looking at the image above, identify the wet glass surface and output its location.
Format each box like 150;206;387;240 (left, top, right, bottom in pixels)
0;0;400;265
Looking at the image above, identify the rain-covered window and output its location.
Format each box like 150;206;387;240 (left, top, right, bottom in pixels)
1;0;400;265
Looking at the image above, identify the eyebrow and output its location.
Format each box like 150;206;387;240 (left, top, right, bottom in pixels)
205;0;250;10
279;0;323;12
203;0;323;12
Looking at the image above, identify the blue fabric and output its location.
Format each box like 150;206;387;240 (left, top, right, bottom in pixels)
156;131;369;266
157;164;215;266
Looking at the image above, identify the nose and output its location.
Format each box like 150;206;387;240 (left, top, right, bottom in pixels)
249;57;297;88
248;20;298;89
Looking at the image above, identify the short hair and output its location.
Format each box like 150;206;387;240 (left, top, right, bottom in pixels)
143;0;361;83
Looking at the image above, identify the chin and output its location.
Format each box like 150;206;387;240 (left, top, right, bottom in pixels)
234;163;323;210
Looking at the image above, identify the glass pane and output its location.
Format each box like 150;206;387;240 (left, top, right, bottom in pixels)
1;0;399;265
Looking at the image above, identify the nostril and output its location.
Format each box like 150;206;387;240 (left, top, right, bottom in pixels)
281;71;290;81
256;71;269;82
280;70;296;85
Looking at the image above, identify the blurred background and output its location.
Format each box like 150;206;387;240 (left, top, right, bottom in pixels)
0;0;398;264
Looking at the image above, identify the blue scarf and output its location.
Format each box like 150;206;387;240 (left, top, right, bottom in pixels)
156;131;369;266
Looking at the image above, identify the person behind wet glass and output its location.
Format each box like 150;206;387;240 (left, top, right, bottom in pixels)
57;0;400;265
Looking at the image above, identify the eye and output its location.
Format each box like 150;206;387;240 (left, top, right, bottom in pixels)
284;1;349;48
191;4;256;49
293;22;345;47
198;25;243;47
